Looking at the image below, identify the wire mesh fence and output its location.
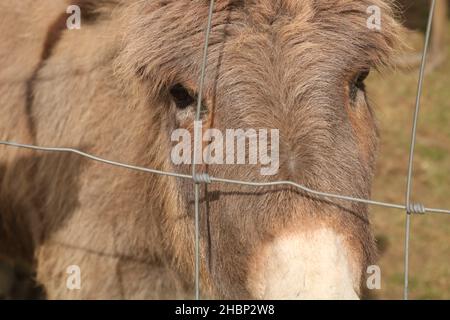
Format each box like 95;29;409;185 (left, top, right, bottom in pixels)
0;0;448;300
402;0;437;301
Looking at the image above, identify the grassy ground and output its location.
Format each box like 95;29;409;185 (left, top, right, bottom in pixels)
367;24;450;299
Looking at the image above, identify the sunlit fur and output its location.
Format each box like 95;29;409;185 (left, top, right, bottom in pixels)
0;0;401;298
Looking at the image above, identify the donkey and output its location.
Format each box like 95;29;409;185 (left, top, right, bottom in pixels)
0;0;401;299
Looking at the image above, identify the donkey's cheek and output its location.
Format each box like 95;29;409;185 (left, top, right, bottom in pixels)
247;228;361;300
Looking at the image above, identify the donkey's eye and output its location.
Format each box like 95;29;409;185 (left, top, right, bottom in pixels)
170;84;196;109
355;70;370;86
349;70;370;101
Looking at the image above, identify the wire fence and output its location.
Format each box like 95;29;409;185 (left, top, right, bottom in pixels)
403;0;437;301
0;0;448;300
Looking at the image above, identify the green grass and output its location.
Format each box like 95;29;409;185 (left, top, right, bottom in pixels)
367;24;450;299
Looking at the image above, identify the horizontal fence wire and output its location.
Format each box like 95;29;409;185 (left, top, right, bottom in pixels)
1;140;449;217
0;0;449;300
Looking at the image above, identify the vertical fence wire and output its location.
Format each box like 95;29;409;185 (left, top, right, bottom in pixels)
403;0;436;301
192;0;215;301
0;0;448;301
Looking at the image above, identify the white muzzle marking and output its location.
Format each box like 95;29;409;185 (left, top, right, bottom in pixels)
248;228;360;300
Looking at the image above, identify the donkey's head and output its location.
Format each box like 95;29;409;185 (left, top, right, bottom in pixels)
100;0;400;299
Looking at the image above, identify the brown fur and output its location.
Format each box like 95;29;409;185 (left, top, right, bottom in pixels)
0;0;401;299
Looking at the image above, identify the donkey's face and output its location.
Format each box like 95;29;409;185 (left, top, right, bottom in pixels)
116;0;400;299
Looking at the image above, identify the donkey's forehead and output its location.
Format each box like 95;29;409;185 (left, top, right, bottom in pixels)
123;0;399;85
144;0;398;33
140;0;397;37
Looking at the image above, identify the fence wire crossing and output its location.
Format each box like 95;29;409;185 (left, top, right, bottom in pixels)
0;0;448;300
403;0;437;301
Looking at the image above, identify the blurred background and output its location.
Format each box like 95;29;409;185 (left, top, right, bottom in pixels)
369;0;449;300
0;0;449;299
